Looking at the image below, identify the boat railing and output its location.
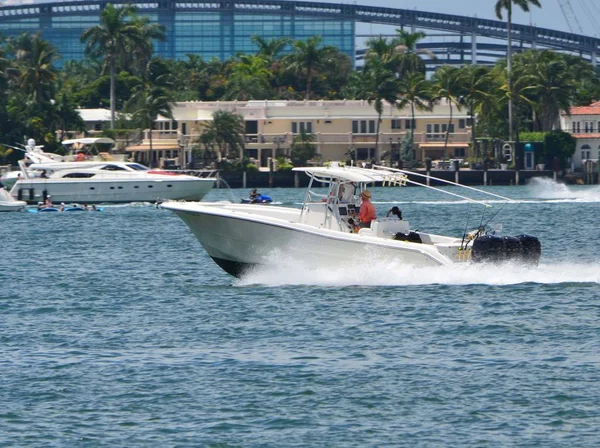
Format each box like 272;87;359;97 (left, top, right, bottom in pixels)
372;165;515;207
167;169;218;179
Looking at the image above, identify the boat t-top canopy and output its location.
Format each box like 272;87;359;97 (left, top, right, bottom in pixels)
61;137;115;146
293;165;396;183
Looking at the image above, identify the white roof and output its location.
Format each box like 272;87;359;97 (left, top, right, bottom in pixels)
76;108;112;122
293;165;397;183
62;137;115;145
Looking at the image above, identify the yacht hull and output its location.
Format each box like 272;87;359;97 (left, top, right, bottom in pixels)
11;177;214;204
166;203;454;277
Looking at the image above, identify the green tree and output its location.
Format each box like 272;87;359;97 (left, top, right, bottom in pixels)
457;65;494;157
54;92;86;142
392;30;436;76
283;36;337;100
199;110;245;162
544;130;575;169
250;35;290;62
127;85;174;165
430;66;465;159
396;72;432;161
10;33;59;102
290;130;317;166
225;54;273;100
359;58;398;163
82;3;164;129
495;0;541;141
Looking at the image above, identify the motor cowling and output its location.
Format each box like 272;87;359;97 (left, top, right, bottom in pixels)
472;235;505;263
472;234;541;265
516;234;541;265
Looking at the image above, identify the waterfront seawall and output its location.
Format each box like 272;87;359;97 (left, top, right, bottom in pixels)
219;169;556;188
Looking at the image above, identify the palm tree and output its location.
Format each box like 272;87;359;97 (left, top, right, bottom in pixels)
291;130;317;166
225;54;273;100
396;72;432;162
199;110;245;161
393;30;436;76
283;36;337;100
10;33;59;102
82;3;164;129
430;66;465;160
495;0;541;141
364;36;398;72
513;51;578;132
128;85;174;166
456;65;494;157
250;35;290;62
359;58;398;163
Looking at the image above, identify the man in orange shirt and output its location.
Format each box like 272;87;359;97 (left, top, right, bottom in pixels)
359;190;376;228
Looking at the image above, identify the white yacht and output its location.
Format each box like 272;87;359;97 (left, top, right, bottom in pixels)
5;138;216;204
0;187;26;212
161;164;541;277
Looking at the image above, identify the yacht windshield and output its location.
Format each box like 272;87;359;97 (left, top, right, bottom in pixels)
127;163;150;171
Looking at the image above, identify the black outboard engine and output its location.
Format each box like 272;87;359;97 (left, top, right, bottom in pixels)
515;234;542;265
472;234;541;265
503;236;524;259
472;235;505;263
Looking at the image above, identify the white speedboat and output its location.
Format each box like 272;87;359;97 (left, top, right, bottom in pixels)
5;138;216;204
161;164;541;277
0;187;26;212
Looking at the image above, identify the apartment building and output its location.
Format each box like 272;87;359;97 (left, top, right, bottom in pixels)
90;100;473;169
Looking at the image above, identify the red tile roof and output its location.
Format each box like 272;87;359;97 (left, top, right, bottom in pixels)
572;133;600;139
570;106;600;115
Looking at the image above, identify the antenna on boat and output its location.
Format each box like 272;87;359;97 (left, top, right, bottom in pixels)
372;165;516;203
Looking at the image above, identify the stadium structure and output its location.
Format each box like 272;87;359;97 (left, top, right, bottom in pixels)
1;0;600;69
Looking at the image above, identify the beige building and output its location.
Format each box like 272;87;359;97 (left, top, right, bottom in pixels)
560;101;600;169
84;100;473;169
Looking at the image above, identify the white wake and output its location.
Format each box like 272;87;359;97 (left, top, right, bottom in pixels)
236;257;600;287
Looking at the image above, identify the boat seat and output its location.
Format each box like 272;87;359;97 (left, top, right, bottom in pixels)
371;218;410;238
99;152;114;161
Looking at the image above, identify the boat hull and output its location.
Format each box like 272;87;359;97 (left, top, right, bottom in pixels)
11;177;214;204
0;202;26;212
166;203;454;277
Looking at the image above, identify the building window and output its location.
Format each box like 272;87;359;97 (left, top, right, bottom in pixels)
391;119;401;130
449;123;455;133
352;120;376;134
581;144;591;160
458;119;466;129
356;147;374;160
455;148;466;158
94;123;102;131
292;121;312;133
405;119;414;129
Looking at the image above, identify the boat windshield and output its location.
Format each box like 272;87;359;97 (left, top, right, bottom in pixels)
126;163;150;171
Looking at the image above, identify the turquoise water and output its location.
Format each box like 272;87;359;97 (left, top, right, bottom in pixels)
2;178;600;446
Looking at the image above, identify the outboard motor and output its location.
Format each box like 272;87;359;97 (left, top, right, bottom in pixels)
472;235;505;262
503;236;524;260
516;234;541;265
472;234;541;265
